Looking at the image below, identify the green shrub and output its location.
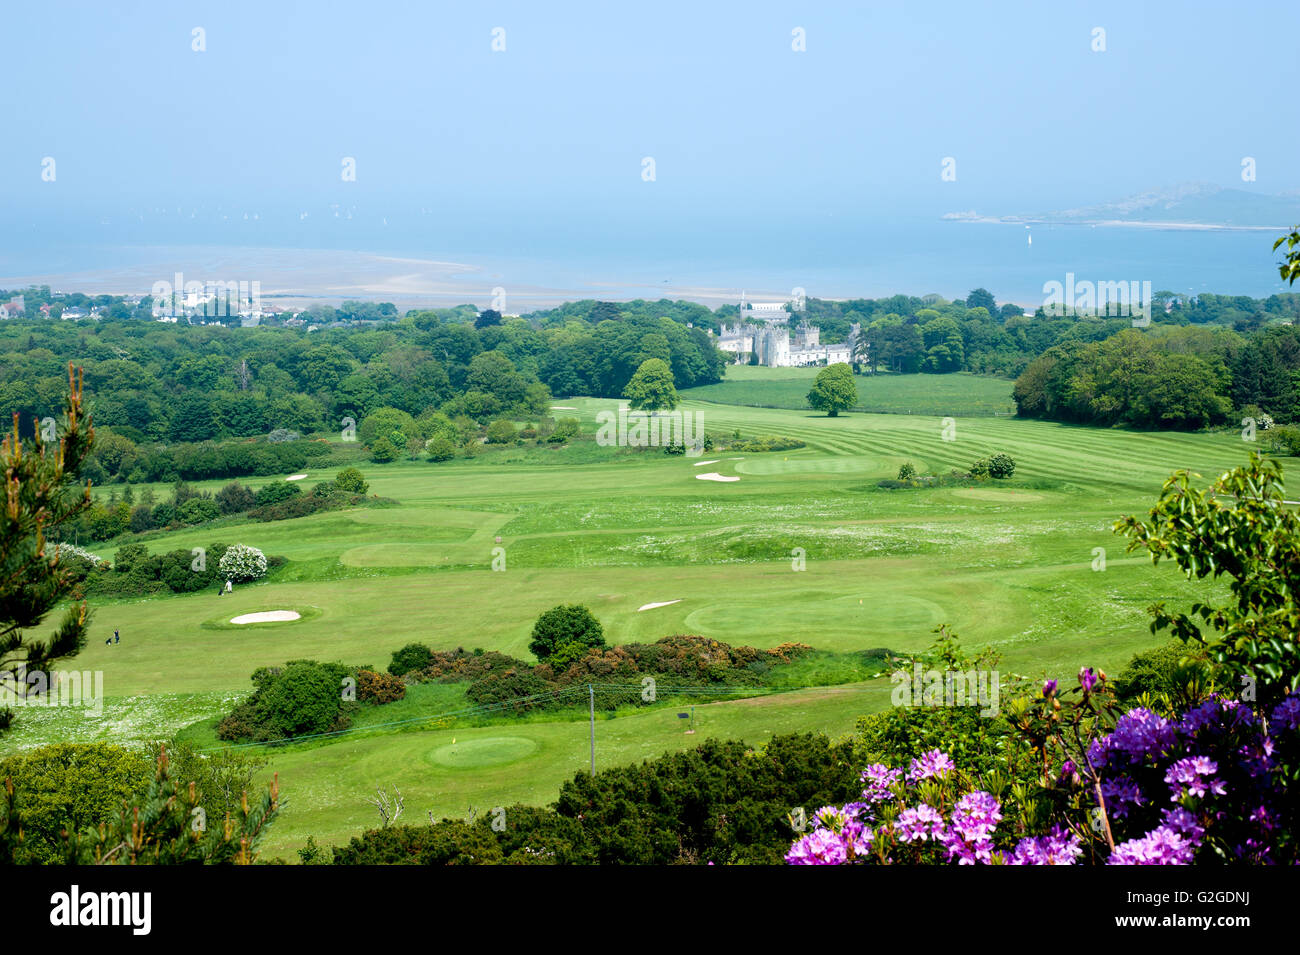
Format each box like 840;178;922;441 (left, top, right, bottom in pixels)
528;605;605;661
334;467;369;495
485;419;517;444
388;642;433;677
897;462;916;481
331;822;505;865
1112;641;1210;702
549;417;580;443
179;497;220;524
255;481;301;507
987;453;1016;479
465;670;559;713
731;435;806;453
1265;424;1300;456
358;407;416;447
369;435;399;463
216;481;257;514
216;660;354;743
426;437;457;462
0;743;152;863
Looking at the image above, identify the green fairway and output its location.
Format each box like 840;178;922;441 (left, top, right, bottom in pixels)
680;366;1017;416
6;381;1280;858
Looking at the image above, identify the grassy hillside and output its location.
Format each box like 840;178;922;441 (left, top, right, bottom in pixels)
5;381;1277;856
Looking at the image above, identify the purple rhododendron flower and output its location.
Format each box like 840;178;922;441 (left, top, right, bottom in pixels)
1161;807;1205;845
1180;697;1256;739
1079;667;1097;692
1108;825;1195;865
1100;776;1146;819
1271;694;1300;732
907;749;955;783
942;791;1002;864
786;827;848;865
1089;708;1178;768
894;804;946;843
1042;679;1057;696
1006;827;1082;865
1165;756;1226;800
860;764;904;804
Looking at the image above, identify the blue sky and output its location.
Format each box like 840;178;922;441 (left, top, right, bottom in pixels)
4;0;1298;235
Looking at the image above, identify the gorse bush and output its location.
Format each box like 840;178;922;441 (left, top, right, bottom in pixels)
391;635;816;714
356;669;406;705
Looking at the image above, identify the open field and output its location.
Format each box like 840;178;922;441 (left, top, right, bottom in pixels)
680;366;1017;416
5;384;1274;857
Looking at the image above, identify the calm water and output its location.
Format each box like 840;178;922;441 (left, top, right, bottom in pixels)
0;207;1291;308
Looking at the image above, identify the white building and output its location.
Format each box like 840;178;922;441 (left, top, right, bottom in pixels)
714;296;854;367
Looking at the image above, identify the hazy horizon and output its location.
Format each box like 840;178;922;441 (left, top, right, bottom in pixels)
4;1;1298;307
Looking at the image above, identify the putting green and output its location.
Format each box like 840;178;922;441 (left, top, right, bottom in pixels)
426;736;539;769
952;488;1046;503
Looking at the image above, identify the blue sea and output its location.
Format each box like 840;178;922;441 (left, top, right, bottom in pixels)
0;205;1291;309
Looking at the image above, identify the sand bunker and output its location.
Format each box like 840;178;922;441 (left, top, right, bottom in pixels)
692;459;719;467
230;610;301;625
638;599;682;612
550;405;577;410
286;474;307;481
695;472;740;482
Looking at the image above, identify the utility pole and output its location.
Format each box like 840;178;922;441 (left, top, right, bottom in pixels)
588;684;595;777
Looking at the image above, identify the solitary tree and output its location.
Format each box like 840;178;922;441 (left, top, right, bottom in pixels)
528;605;605;661
623;359;679;412
807;363;858;417
0;365;95;736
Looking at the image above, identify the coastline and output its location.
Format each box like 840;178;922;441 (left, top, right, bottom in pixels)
943;214;1289;232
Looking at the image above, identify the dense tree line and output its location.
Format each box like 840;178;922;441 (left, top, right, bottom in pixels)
1013;324;1300;430
0;301;726;448
801;289;1300;379
4;286;1298;448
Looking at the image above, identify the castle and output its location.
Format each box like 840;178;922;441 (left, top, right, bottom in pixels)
712;294;856;367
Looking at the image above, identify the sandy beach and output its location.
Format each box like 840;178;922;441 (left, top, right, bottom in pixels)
0;245;792;312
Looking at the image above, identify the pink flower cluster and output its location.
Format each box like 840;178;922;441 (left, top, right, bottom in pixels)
785;749;1078;866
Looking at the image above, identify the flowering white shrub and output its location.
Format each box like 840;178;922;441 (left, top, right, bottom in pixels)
52;542;105;567
218;544;268;582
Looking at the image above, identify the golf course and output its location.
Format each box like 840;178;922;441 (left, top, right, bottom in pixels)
1;370;1259;856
